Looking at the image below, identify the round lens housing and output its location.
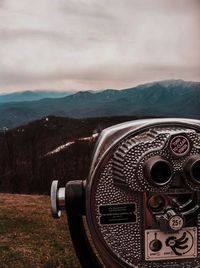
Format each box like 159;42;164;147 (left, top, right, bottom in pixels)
144;156;172;186
183;155;200;184
191;160;200;183
184;156;200;184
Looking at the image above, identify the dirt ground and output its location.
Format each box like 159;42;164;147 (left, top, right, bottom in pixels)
0;193;80;268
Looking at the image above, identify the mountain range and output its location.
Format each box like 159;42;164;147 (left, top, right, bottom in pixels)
0;90;73;104
0;80;199;128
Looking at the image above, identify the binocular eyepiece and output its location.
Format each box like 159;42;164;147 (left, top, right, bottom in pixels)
143;156;173;186
51;118;200;268
184;156;200;185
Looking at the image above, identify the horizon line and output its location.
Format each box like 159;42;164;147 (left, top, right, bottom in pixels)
0;78;199;95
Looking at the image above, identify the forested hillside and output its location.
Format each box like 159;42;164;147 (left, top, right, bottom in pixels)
0;115;147;194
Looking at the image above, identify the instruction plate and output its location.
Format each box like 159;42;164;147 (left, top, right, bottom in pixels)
145;227;197;261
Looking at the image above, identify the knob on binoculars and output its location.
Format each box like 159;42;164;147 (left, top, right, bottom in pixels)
51;118;200;268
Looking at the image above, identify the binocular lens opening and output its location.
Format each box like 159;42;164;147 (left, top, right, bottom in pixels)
191;160;200;183
151;161;172;185
184;156;200;185
144;157;172;186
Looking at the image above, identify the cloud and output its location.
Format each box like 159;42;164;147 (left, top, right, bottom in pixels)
0;0;199;92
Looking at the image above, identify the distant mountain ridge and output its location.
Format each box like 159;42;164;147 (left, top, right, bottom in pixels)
0;90;74;104
0;80;199;128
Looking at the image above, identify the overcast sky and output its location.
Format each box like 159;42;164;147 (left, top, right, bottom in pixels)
0;0;199;93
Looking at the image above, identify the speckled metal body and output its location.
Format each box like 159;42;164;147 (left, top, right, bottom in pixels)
86;119;200;268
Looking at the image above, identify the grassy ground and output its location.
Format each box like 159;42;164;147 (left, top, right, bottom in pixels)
0;194;80;268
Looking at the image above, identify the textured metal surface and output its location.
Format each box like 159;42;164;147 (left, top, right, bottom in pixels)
87;122;200;268
94;161;142;266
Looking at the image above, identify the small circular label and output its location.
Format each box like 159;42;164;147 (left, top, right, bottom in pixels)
169;215;184;231
170;135;191;156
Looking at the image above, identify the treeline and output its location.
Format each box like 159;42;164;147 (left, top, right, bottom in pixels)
0;115;148;194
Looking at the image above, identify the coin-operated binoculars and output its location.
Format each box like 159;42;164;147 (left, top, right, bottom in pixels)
51;118;200;268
